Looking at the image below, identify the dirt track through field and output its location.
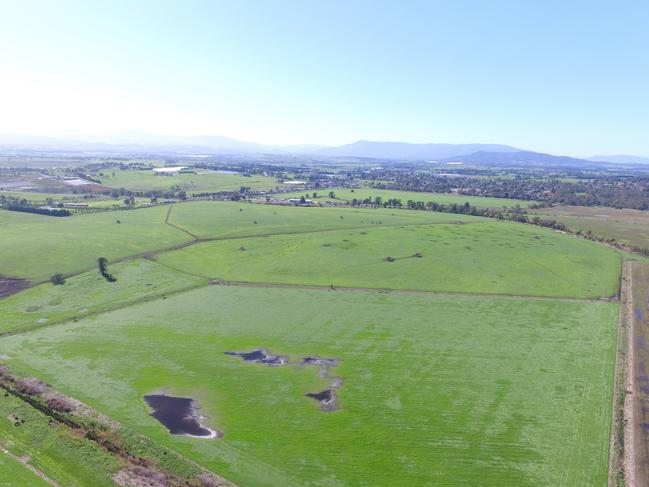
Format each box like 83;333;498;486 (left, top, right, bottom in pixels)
624;261;649;486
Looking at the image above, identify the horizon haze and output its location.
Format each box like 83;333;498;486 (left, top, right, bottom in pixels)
1;1;648;158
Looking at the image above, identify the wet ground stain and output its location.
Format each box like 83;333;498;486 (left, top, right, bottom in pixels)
225;348;343;411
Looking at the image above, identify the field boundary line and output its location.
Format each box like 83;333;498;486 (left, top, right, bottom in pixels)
0;280;210;338
609;260;630;486
27;220;475;288
208;279;614;303
0;377;237;487
164;204;200;240
0;442;60;486
181;219;478;243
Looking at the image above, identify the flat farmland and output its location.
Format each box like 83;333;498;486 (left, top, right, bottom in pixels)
167;201;478;239
0;454;50;487
0;200;626;486
156;220;621;298
93;168;285;193
0;285;619;486
0;201;478;282
0;206;191;281
529;205;649;251
0;390;119;486
0;258;206;334
275;188;537;208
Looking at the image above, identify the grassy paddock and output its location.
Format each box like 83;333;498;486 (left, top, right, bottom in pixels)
530;205;649;251
0;206;191;281
0;259;207;334
93;168;284;193
167;200;478;239
0;285;618;486
0;453;51;487
0;391;119;486
156;220;621;298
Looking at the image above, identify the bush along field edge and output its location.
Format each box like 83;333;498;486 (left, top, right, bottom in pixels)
0;363;237;487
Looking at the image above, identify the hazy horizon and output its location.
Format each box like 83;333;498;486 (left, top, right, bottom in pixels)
1;1;648;158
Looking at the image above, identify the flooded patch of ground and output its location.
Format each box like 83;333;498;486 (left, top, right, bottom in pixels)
302;356;339;367
143;395;220;438
305;389;339;411
0;277;30;300
224;348;287;365
225;349;343;411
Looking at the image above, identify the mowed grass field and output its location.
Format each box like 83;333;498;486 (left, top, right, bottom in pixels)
275;187;537;208
0;285;618;486
93;168;284;193
157;220;621;298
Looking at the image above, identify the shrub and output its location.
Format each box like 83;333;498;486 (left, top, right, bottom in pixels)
15;377;47;396
46;394;77;413
50;273;66;285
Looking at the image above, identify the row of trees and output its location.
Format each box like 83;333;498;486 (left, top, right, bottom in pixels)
6;205;71;217
337;197;570;230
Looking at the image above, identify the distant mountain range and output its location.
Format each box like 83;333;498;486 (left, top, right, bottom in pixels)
311;140;520;160
1;132;647;165
587;154;649;165
439;151;600;167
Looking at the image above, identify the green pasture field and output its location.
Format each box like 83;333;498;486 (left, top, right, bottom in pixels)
530;205;649;251
167;200;478;238
0;206;191;281
0;285;618;486
156;219;621;298
0;190;67;204
0;258;206;334
0;454;50;487
0;391;119;486
93;167;285;193
0;190;143;207
275;187;537;208
0;201;479;281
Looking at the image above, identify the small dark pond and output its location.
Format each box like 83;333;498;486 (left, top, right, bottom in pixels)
305;389;335;405
305;389;338;411
224;349;286;365
144;395;217;438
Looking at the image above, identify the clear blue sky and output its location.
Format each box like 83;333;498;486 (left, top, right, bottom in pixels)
1;0;647;156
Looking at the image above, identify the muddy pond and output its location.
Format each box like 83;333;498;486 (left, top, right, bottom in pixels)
143;395;218;438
